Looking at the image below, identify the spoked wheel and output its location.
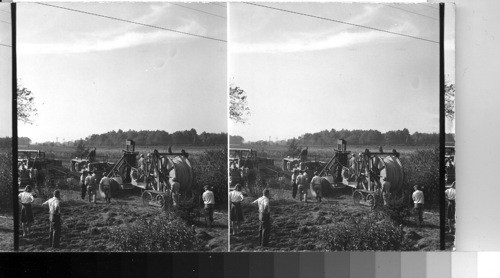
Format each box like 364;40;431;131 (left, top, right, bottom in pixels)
352;190;363;205
366;194;376;209
155;194;166;208
142;191;153;206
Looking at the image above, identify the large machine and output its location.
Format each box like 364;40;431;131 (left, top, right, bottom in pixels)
105;140;194;208
18;149;68;185
229;148;275;186
318;139;404;208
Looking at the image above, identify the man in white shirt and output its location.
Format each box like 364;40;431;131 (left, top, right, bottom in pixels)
412;185;425;226
296;171;307;202
252;188;271;247
229;184;244;235
42;190;62;248
310;171;323;203
99;174;112;204
18;185;35;237
202;185;215;227
445;182;456;233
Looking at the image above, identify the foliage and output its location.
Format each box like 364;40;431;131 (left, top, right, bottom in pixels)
17;83;38;125
445;82;455;120
191;149;227;209
0;152;13;211
378;202;413;225
229;135;244;145
84;129;227;147
109;211;203;251
74;139;89;158
286;138;301;158
320;217;405;251
245;128;438;146
229;85;250;124
400;147;440;204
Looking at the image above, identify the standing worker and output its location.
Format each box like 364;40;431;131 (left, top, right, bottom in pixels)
291;169;299;199
310;171;323;203
99;173;112;204
381;177;392;206
296;170;307;202
18;185;35;237
252;188;271;247
229;184;244;235
171;177;180;207
445;182;456;233
412;185;425;226
42;190;62;248
19;165;31;188
85;170;97;203
80;170;88;200
202;185;215;227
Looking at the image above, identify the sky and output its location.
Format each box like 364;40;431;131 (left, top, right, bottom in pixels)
17;2;227;143
229;2;449;142
0;3;12;138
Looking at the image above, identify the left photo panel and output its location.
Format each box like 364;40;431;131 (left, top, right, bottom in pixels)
16;2;228;251
0;3;13;252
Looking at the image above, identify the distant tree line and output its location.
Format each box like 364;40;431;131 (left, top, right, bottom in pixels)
233;128;446;146
83;129;227;147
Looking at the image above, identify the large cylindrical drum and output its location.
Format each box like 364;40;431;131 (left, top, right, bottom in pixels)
162;156;193;192
378;156;404;192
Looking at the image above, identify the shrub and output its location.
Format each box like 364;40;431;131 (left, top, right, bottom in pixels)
0;152;13;212
109;211;204;251
191;149;227;209
378;202;413;225
400;147;440;204
320;217;405;251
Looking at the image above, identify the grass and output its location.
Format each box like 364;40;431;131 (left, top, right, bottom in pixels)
19;188;228;252
230;188;440;251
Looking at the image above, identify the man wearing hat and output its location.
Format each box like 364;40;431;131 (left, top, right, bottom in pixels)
412;185;425;226
85;170;97;203
291;168;299;199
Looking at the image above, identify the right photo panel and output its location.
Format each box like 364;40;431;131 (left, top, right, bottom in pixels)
229;2;445;251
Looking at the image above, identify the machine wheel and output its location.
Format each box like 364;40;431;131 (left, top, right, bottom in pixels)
366;194;376;209
142;191;153;206
156;194;166;208
352;190;363;205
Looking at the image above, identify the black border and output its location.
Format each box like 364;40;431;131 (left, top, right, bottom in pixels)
11;2;18;252
439;3;446;250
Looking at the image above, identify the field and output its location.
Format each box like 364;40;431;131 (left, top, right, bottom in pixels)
230;144;445;251
18;144;228;252
230;187;440;251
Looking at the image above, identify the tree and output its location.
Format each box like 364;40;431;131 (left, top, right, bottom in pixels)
17;83;38;125
229;85;250;124
445;81;455;120
287;138;301;157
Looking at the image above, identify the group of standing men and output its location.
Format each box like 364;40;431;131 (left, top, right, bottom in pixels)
290;169;323;203
79;169;112;204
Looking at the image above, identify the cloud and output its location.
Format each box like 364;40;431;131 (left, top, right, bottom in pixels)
18;3;207;55
231;29;396;54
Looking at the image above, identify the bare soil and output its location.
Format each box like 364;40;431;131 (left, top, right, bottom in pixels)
230;188;440;251
19;188;227;252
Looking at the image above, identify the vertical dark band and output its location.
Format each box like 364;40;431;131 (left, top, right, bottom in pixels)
439;2;446;251
11;2;18;251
